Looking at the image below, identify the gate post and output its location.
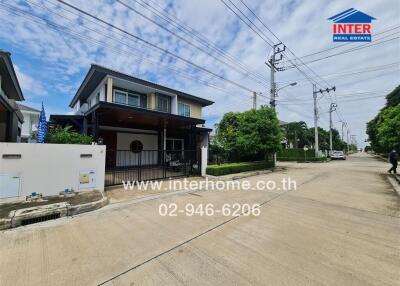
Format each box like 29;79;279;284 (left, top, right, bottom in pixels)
201;146;208;177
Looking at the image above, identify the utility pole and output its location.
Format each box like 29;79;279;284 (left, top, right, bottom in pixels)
313;86;336;157
252;91;257;110
329;102;338;152
313;84;318;156
265;43;285;166
266;43;285;109
341;121;346;141
351;135;357;150
347;128;350;153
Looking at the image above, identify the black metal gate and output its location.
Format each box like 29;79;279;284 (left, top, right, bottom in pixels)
105;149;200;186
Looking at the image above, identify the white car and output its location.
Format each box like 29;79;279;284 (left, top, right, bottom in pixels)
331;150;346;160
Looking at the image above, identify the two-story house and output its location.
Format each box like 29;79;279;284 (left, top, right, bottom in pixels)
0;50;24;142
50;64;213;185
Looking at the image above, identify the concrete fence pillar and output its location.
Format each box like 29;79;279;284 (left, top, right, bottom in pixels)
201;146;208;177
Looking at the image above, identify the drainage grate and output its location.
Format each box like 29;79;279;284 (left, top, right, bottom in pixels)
21;213;61;226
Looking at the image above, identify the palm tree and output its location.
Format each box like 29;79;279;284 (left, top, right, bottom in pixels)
283;121;308;148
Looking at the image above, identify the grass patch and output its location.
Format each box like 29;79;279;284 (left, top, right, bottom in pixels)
206;161;274;176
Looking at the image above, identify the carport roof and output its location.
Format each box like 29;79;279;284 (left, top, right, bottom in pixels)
87;101;205;129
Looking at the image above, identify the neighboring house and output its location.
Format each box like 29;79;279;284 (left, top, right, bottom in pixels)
50;64;214;184
17;103;40;142
279;120;289;149
0;50;24;142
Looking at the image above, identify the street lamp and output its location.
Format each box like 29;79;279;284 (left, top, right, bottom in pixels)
277;82;297;92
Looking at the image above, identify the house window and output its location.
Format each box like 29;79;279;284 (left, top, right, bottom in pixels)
166;139;184;151
114;90;126;104
128;93;139;106
96;92;100;103
178;102;191;117
113;89;140;107
157;94;170;113
130;140;143;153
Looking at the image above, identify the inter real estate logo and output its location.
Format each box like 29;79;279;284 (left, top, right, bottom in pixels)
328;8;376;42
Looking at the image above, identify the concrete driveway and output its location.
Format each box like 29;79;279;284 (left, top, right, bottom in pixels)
0;153;399;285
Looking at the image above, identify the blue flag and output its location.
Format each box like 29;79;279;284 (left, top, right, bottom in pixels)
37;102;47;143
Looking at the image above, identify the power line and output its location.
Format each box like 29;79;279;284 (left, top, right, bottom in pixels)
236;0;333;89
219;0;274;46
277;93;387;105
114;0;269;88
276;61;400;85
220;0;331;117
284;25;400;61
284;33;400;67
54;0;255;92
231;0;345;137
131;0;269;83
0;1;254;111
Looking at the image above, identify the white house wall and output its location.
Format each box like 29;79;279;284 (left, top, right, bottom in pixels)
0;143;106;200
116;132;158;166
87;82;106;108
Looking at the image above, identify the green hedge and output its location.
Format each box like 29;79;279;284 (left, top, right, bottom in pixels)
206;161;274;176
277;148;316;159
277;157;327;162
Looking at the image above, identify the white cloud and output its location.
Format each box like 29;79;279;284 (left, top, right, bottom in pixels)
0;0;398;147
13;65;48;98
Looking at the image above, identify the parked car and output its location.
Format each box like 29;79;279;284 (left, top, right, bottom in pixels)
331;150;346;160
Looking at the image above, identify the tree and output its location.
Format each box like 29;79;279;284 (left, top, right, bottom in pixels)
306;127;330;151
282;121;308;148
332;128;346;150
366;115;383;153
386;85;400;107
366;85;400;153
216;108;283;161
376;105;400;152
46;126;93;144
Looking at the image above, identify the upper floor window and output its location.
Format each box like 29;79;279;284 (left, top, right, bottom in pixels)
113;89;140;107
128;93;139;106
114;90;126;104
96;92;100;103
178;102;191;117
157;94;170;113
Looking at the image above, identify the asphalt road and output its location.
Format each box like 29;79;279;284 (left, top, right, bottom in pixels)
0;153;399;286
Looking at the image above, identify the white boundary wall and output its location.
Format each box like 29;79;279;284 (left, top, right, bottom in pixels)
0;143;106;200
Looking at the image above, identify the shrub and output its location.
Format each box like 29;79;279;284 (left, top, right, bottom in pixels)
277;157;327;162
46;126;93;145
206;161;273;176
277;148;316;159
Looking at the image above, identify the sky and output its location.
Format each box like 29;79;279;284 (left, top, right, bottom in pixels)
0;0;399;148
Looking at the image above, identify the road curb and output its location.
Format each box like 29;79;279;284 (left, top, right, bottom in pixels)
387;175;400;196
67;195;109;216
0;193;109;231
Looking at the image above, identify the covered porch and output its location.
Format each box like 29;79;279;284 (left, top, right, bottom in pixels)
86;102;210;185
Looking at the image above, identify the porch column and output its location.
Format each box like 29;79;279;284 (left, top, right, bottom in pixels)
163;126;166;151
91;111;97;140
83;117;88;135
201;146;208;176
106;77;113;103
200;132;209;176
